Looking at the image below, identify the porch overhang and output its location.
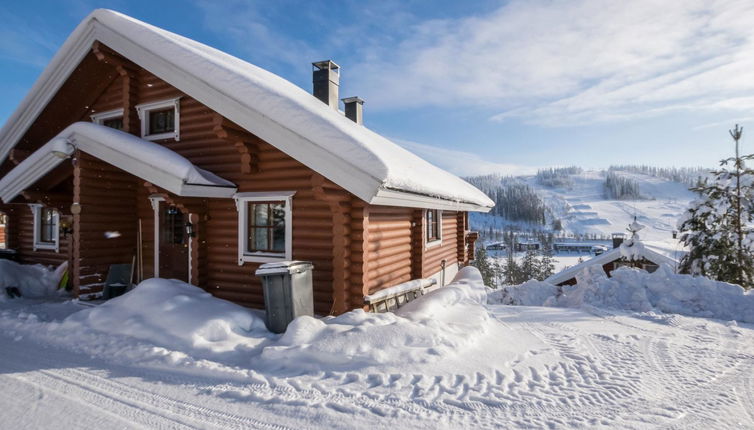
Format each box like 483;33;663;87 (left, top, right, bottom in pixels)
0;122;237;203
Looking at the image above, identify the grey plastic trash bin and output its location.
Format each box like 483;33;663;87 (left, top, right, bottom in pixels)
255;261;314;333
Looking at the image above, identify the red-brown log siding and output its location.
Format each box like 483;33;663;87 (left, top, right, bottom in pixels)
0;44;475;313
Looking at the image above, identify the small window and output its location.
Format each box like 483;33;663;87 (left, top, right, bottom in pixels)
161;205;185;245
30;204;59;252
426;209;442;246
247;202;286;254
90;108;124;130
234;192;294;264
136;97;181;141
102;117;123;130
148;108;175;135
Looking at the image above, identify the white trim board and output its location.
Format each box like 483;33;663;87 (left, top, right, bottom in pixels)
0;10;493;213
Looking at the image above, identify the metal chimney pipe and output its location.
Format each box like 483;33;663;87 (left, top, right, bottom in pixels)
312;60;340;109
342;96;364;125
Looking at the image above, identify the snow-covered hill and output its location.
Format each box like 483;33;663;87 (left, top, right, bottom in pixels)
472;168;697;244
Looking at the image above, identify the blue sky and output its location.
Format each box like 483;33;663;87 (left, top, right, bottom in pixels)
2;0;753;176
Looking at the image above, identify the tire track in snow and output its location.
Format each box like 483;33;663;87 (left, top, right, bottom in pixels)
0;339;291;430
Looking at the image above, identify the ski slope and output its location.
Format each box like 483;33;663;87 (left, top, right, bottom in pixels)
528;170;695;243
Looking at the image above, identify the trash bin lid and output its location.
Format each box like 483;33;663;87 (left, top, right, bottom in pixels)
255;260;313;275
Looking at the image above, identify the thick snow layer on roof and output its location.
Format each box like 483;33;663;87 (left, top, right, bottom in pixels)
0;9;491;210
0;122;236;202
72;122;235;188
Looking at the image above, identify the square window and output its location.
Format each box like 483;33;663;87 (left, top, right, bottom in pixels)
148;108;175;135
136;98;181;141
246;202;286;254
234;192;294;264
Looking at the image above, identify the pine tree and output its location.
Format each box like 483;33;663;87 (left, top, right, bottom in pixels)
678;125;754;288
472;248;496;288
538;249;556;280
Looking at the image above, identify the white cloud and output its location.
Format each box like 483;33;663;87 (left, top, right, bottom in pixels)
193;0;754;127
393;138;536;177
350;0;754;126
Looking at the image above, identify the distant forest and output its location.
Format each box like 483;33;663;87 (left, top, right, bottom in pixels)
604;169;642;200
535;166;583;188
465;175;547;224
608;165;707;186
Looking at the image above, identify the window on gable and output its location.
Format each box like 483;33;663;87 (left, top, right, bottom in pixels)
426;209;441;244
103;117;123;130
136;97;181;141
148;108;175;135
90;108;124;130
234;192;294;264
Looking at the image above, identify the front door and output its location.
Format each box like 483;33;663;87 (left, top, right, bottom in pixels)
158;202;188;282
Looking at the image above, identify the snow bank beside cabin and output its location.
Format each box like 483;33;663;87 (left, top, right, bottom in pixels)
495;265;754;323
0;260;64;301
258;267;491;372
29;268;491;373
62;278;272;357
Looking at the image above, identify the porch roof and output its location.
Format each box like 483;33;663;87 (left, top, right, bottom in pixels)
0;122;237;203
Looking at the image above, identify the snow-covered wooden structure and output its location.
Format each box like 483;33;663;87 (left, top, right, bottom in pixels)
0;10;492;314
546;224;682;286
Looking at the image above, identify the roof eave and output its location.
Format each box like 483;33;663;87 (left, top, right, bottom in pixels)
370;188;493;212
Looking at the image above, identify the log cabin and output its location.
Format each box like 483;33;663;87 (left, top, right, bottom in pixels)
0;10;493;314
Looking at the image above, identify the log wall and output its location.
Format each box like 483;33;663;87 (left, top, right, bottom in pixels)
73;152;139;296
422;210;461;278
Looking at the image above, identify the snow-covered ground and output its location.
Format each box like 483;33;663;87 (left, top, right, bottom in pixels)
1;262;753;429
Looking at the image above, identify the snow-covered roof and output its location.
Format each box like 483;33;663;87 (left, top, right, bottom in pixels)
0;9;493;212
545;239;681;285
0;122;237;202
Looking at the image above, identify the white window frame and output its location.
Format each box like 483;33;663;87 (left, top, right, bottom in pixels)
29;204;59;252
234;191;295;265
135;97;181;141
90;108;124;125
425;209;443;249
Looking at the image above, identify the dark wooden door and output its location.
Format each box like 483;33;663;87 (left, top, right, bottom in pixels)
158;202;188;282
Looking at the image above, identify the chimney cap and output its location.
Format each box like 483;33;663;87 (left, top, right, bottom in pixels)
341;96;364;105
312;60;340;72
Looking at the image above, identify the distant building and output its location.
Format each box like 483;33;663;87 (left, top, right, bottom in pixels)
515;239;541;252
547;229;684;286
485;242;507;251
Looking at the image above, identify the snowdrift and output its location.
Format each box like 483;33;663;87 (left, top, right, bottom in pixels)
49;268;490;373
257;267;490;372
62;278;272;356
0;260;65;301
495;264;754;323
